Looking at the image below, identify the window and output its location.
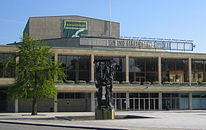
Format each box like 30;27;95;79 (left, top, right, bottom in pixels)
162;58;188;83
192;60;206;82
129;57;158;83
0;53;15;78
58;55;91;82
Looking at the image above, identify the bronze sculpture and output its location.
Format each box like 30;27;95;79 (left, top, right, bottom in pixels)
94;59;117;110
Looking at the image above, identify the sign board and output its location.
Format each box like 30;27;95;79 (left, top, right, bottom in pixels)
80;38;194;51
63;20;88;37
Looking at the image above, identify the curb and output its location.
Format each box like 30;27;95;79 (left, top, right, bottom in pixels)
0;120;126;130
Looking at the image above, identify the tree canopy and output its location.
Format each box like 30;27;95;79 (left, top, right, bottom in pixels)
7;35;65;114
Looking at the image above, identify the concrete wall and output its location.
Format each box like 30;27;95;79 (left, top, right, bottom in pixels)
7;100;15;112
0;78;15;86
24;16;120;40
57;99;90;112
17;99;53;112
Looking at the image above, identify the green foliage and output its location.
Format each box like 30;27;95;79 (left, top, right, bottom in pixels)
7;34;65;100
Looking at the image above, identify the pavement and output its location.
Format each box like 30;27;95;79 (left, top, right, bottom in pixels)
0;110;206;130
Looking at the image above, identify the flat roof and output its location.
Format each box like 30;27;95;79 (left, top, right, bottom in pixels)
28;15;120;24
0;44;206;56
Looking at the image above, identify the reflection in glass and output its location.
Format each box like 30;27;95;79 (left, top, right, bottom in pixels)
192;60;206;82
129;57;158;83
58;55;90;82
0;53;15;78
162;58;188;83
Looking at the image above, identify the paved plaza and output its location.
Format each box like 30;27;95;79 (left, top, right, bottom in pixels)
0;110;206;130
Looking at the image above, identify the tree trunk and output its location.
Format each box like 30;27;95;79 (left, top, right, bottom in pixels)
32;71;38;115
31;98;37;115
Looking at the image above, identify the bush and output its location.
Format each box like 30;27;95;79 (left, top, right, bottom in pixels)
152;81;160;84
131;81;140;84
65;80;75;84
121;81;130;84
76;80;86;84
143;82;151;85
113;81;119;84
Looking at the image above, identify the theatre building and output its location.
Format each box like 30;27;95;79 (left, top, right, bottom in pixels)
0;15;206;112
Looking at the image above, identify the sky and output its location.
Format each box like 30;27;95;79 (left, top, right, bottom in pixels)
0;0;206;53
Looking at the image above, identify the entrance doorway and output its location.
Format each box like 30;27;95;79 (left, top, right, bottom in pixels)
113;93;126;110
113;93;159;111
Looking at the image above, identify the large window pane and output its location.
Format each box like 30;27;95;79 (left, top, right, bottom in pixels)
0;53;15;78
58;55;91;82
129;57;158;83
162;58;188;83
192;59;206;82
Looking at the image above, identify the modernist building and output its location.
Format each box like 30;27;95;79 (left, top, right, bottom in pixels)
0;15;206;112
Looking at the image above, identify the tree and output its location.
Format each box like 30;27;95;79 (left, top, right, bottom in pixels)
7;35;65;115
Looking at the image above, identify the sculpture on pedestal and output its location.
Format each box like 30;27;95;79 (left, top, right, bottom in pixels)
94;59;117;111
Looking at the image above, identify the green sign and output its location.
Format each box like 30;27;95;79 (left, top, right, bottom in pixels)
63;20;88;37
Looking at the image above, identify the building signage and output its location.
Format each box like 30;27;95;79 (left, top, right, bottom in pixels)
80;38;193;51
63;20;88;37
106;39;147;48
64;20;87;30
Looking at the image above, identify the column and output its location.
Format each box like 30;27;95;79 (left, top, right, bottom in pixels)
90;54;95;82
54;52;58;112
189;58;192;86
158;56;162;84
16;57;19;78
189;92;193;110
14;99;18;113
54;52;58;62
126;92;130;110
126;55;129;83
54;95;58;112
158;92;162;110
91;92;95;112
54;52;59;81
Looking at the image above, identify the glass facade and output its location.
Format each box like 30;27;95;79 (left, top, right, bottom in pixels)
0;53;15;78
192;60;206;82
162;58;189;83
129;93;159;110
94;56;126;82
113;93;126;110
129;57;158;83
58;55;91;82
162;93;189;110
192;93;206;109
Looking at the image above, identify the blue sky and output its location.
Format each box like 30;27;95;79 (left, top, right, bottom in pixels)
0;0;206;53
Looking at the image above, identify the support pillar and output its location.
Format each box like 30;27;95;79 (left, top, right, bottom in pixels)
91;92;95;112
126;92;130;110
189;58;192;86
189;92;193;110
91;54;95;82
158;57;162;84
54;53;58;62
54;95;58;112
54;52;58;112
126;55;129;83
158;92;162;110
14;99;18;113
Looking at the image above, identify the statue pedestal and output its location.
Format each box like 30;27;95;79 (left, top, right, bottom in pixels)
95;109;115;120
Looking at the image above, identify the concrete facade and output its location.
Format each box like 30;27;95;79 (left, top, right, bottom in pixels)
1;46;206;112
23;15;120;40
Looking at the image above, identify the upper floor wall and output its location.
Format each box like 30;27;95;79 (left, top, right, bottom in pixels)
23;15;120;40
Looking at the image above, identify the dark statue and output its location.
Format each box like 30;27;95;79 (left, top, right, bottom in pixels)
94;59;117;110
